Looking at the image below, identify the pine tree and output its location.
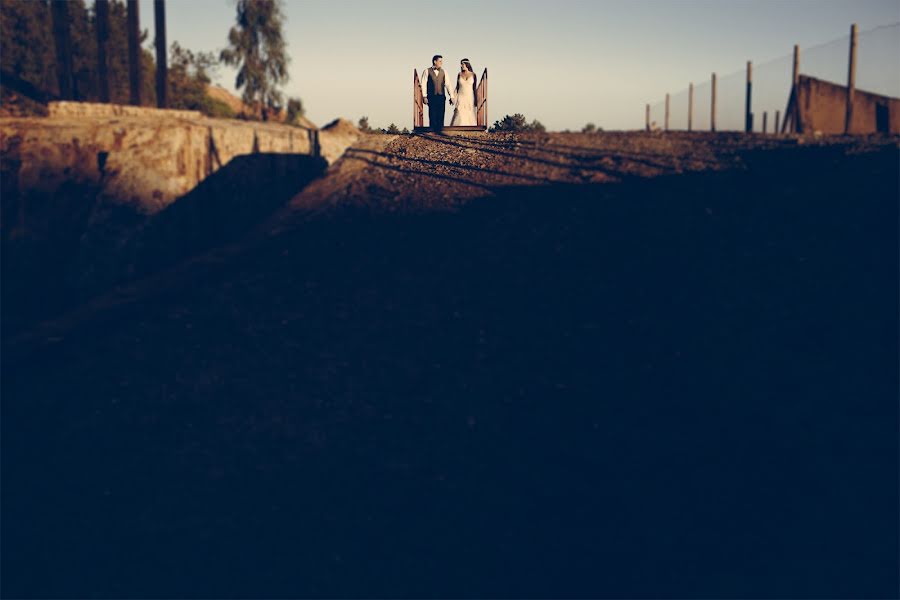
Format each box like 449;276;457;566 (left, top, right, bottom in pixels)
358;116;376;133
1;0;57;94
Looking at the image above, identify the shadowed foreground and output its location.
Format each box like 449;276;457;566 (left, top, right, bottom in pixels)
2;135;898;598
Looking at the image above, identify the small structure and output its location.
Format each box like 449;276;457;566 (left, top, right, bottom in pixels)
413;68;488;133
782;74;900;134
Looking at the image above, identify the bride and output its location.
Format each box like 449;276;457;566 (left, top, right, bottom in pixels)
450;59;478;126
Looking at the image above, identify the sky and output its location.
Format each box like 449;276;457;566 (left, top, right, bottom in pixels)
138;0;900;131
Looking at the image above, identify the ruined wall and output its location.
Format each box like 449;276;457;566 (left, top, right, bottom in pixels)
48;101;202;120
0;103;361;326
1;103;361;219
1;103;361;331
0;103;332;215
798;75;900;134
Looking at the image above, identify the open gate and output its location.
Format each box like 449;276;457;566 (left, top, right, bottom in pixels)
414;68;488;132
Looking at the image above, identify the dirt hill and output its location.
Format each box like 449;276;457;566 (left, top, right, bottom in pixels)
3;131;898;598
206;84;317;129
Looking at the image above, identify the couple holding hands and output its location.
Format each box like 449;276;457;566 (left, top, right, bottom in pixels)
420;55;478;132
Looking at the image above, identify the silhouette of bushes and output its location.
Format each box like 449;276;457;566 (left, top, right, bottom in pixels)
490;113;546;133
358;116;379;134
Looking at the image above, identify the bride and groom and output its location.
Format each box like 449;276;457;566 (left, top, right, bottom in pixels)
420;55;478;132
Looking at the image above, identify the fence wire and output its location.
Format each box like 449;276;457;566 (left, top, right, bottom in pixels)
648;23;900;132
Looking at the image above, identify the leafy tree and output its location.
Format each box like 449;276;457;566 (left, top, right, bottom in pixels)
582;123;596;134
168;41;233;117
401;127;410;135
220;0;289;121
385;123;400;134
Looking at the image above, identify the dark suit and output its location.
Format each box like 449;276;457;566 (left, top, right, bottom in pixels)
425;67;448;132
428;96;446;133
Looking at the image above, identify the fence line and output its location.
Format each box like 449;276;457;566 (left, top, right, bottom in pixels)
646;22;900;134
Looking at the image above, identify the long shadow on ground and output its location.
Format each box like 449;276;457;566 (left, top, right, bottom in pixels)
1;153;326;339
2;144;898;598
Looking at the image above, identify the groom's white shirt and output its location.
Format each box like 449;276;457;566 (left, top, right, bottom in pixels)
420;67;456;102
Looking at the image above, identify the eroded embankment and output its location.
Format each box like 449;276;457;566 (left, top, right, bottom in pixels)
2;131;897;598
5;130;898;346
1;106;361;334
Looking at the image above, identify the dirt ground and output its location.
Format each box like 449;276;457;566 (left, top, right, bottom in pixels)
275;130;895;216
3;131;899;598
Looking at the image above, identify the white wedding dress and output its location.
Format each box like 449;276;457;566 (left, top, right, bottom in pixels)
450;74;478;126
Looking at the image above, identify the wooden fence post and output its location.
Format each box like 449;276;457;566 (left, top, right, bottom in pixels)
845;23;857;134
762;111;767;134
775;110;780;135
688;82;693;132
745;60;753;133
790;44;799;133
711;72;717;132
665;93;670;131
645;103;650;132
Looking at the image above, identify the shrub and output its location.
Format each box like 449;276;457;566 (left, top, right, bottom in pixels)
286;97;304;123
358;116;380;134
490;113;545;133
200;96;237;119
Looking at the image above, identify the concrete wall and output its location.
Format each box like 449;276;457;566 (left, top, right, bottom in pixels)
0;102;358;215
1;102;360;330
798;75;900;134
48;101;203;120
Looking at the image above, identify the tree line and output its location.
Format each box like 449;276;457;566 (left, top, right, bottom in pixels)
0;0;303;123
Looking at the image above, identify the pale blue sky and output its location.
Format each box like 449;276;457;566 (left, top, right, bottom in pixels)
139;0;900;130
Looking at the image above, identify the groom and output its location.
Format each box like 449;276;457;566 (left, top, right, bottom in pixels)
421;55;455;133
